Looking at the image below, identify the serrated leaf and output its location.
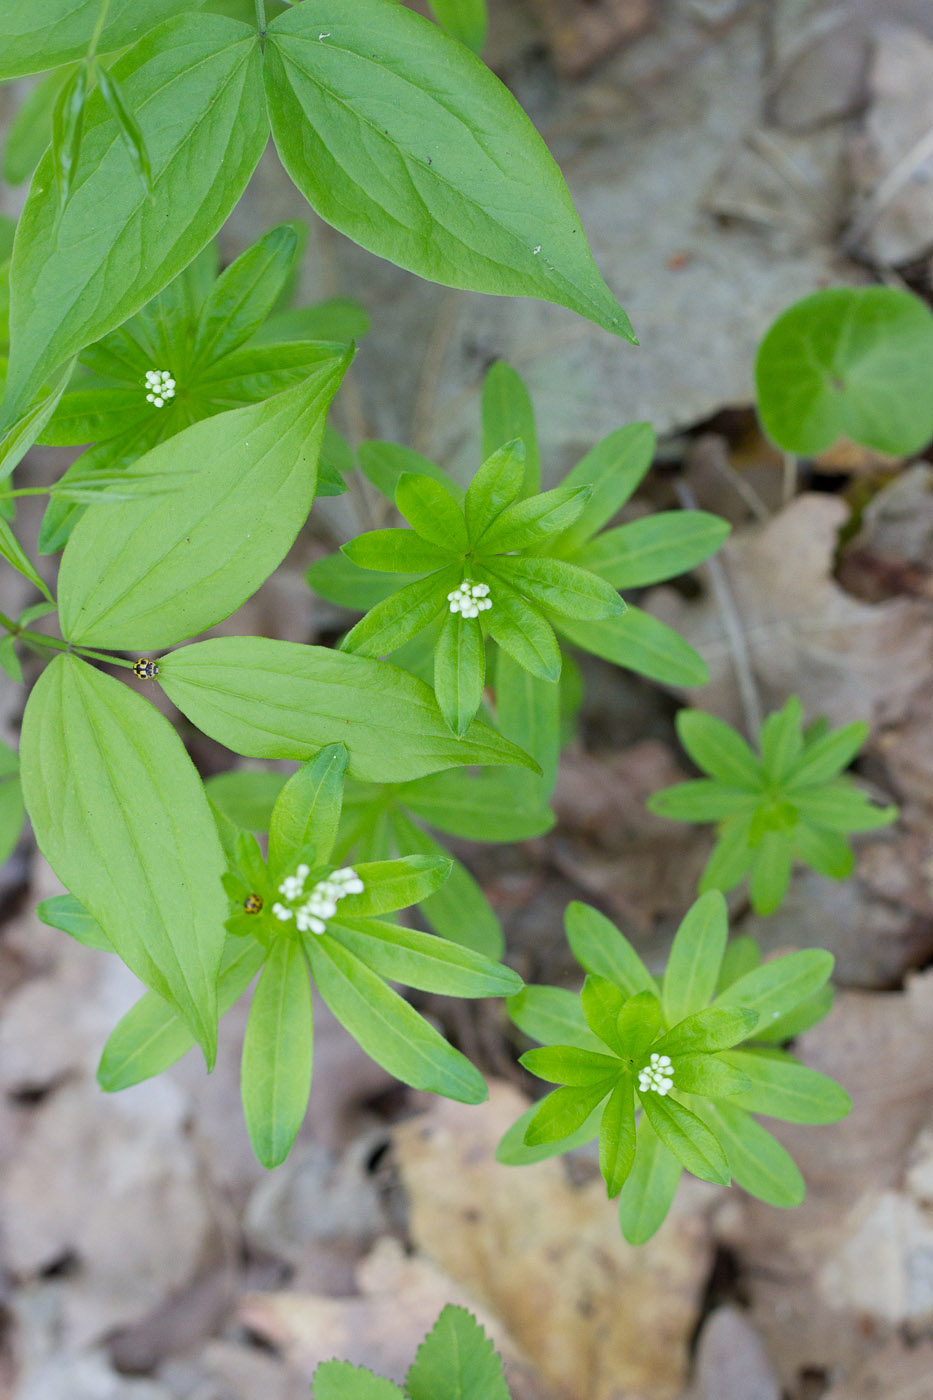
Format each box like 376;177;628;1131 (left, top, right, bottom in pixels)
306;934;488;1103
661;891;728;1027
507;984;605;1053
1;15;268;429
618;1116;681;1244
556;607;710;687
482;361;539;496
639;1092;730;1184
720;1047;851;1123
37;893;114;952
264;1;634;341
58;357;348;649
158;637;538;782
574;510;729;589
407;1304;509;1400
20;655;226;1060
564;902;656;996
703;1101;805;1208
328;916;520;997
242;934;314;1168
268;744;347;874
313;1360;405;1400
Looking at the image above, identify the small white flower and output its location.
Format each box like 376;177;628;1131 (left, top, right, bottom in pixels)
144;368;176;408
274;864;364;936
272;902;293;922
448;579;493;619
638;1053;674;1096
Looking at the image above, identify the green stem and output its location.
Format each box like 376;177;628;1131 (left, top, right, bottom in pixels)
88;0;113;61
254;0;267;32
0;487;51;500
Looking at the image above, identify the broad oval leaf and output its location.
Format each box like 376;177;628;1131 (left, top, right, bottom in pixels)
20;656;226;1059
59;358;349;648
241;935;314;1168
1;15;267;429
264;1;635;341
158;637;537;782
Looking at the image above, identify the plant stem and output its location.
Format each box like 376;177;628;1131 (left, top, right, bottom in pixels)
255;0;267;33
0;487;51;500
88;0;113;60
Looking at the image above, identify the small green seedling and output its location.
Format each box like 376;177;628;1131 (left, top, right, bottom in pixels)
648;697;897;914
312;1303;511;1399
498;891;850;1243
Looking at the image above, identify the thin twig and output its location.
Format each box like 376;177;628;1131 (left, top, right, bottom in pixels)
843;122;933;255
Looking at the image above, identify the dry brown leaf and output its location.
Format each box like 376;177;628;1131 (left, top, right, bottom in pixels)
528;0;651;78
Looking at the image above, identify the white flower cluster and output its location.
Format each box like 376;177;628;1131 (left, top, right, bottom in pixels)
447;579;492;619
144;369;176;407
638;1053;674;1096
272;864;364;935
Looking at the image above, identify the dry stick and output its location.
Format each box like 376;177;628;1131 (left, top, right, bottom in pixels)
675;480;764;741
843;122;933;255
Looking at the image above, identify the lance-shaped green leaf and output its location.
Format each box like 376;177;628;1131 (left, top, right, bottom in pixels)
313;1363;405;1400
1;15;267;429
618;1116;682;1244
191;224;298;369
785;722;869;788
700;816;755;893
306;933;487;1103
390;810;504;958
548;422;655;558
793;825;854;880
159;637;537;782
647;780;759;822
654;1006;758;1057
524;1079;614;1146
615;990;662;1058
326;917;520;997
581;975;629;1055
574;511;730;590
521;1045;622;1085
507;984;604;1053
4;66;73;187
98;938;265;1092
241;935;314;1168
464;440;526;543
309;551;416;611
482;361;539;496
668;1053;751;1099
791;783;897;832
343;529;456;574
755;984;834;1044
264;1;634;342
480;574;561;681
401;768;554;842
599;1075;637;1197
759;695;804;782
58;358;349;649
358;440;462;501
268;744;347;875
407;1305;509;1400
37;893;114;953
703;1102;805;1208
720;1048;851;1123
434;609;485;736
396;473;469;553
95;64;154;199
0;359;75;488
496;1100;603;1165
477;485;591;554
639;1092;730;1185
51;61;88;208
495;647;561;798
0;1;206;80
564;902;655;996
749;830;793;914
484;554;624;622
0;516;53;602
337;855;451;917
556;608;710;687
676;709;762;786
341;568;458;658
714;949;834;1031
662;891;728;1027
20;655;226;1060
205;770;288;832
426;0;489;54
717;936;761;993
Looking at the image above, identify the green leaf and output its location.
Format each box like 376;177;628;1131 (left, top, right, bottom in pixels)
785;722;869;789
344;528;456;574
668;1053;751;1099
720;1048;851;1123
754;984;834;1044
358;440;462;501
257;298;371;347
337;854;451;916
715;949;834;1033
51;61;88;208
521;1045;621;1085
313;1362;405;1400
204;769;287;831
717;936;761;993
306;933;487;1103
58;357;348;649
494;648;561;798
614;990;662;1058
675;710;762;786
564;902;655;996
481;574;561;682
661;891;728;1027
464;441;525;544
327;917;521;997
159;637;538;782
749;831;793;915
581;975;629;1055
0;746;23;866
0;515;53;602
1;15;268;429
20;656;226;1060
435;608;486;736
341;568;457;658
759;697;804;783
599;1075;637;1197
37;893;114;953
791;783;897;833
308;550;416;611
548;422;655;557
401;769;553;843
639;1092;730;1184
654;1006;758;1056
390;811;504;958
484;554;624;622
0;637;23;686
755;285;933;456
482;361;539;496
95;64;155;200
4;66;74;187
191;224;298;368
574;511;730;589
264;1;634;341
703;1102;805;1208
523;1080;613;1146
507;984;605;1053
496;1100;602;1165
699;817;755;894
396;473;468;553
477;485;591;554
0;359;75;489
426;0;488;54
0;1;206;80
556;607;710;687
268;744;347;875
241;935;314;1168
407;1304;508;1400
618;1116;681;1244
647;780;758;822
98;938;264;1092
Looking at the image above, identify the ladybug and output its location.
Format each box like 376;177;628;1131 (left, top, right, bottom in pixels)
243;894;263;914
133;658;159;680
